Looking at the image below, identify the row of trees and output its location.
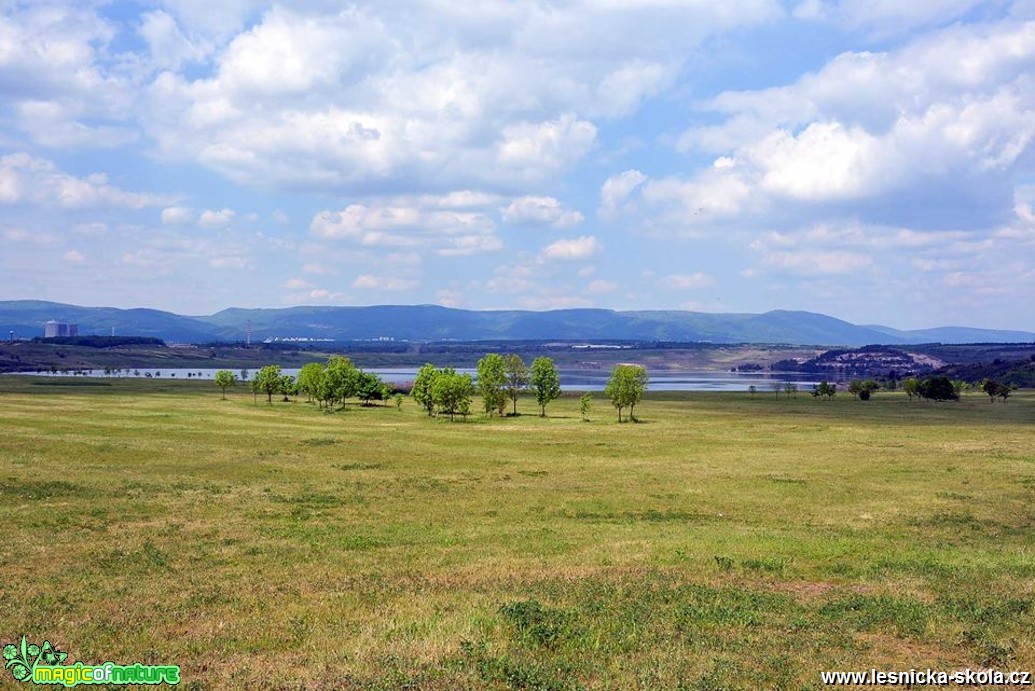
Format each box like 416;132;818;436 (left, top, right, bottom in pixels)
214;357;399;408
216;356;652;423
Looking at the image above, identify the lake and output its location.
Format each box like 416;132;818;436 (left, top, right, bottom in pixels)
15;367;825;392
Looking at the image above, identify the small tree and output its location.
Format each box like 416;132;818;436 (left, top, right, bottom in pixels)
903;377;920;402
783;382;798;398
278;374;296;402
748;385;757;395
355;370;386;406
214;370;237;400
503;353;529;416
579;392;592;421
812;380;836;398
296;362;326;403
254;365;282;404
605;364;649;422
325;356;359;408
393;393;404;410
412;363;440;416
530;356;562;417
477;353;508;416
433;368;474;422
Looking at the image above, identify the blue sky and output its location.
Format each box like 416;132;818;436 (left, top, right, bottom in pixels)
1;0;1033;330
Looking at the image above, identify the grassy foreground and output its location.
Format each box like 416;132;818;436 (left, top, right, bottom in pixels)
1;378;1033;689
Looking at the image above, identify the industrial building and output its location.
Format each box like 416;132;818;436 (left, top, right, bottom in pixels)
44;321;79;338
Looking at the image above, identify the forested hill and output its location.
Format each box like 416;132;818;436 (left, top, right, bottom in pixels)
1;301;1033;346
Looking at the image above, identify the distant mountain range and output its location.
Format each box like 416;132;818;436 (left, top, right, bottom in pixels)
1;300;1032;347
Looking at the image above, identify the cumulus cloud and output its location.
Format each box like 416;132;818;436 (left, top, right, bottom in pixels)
199;208;236;229
602;19;1035;235
599;169;647;219
502;196;584;228
138;1;780;192
540;236;602;261
0;153;167;209
311;194;502;256
161;206;193;225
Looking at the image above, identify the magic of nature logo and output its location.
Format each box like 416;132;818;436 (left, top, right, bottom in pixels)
3;636;180;686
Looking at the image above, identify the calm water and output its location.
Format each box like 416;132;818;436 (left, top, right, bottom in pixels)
16;367;824;392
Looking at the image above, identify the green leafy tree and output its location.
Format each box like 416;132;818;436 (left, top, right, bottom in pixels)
412;363;440;416
325;356;359;408
355;370;386;405
903;377;920;402
254;365;282;404
278;374;296;402
296;362;326;403
918;376;959;402
579;392;592;421
504;353;529;416
393;393;404;410
811;380;837;398
214;370;237;399
604;364;649;422
477;353;508;416
530;356;562;417
433;368;474;421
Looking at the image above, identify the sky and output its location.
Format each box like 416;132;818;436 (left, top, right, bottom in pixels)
1;0;1034;330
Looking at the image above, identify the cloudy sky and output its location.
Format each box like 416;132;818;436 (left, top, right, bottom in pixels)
1;0;1034;329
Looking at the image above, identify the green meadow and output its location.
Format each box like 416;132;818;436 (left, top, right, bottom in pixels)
1;377;1033;689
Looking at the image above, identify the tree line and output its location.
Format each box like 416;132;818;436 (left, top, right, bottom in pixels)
213;355;651;422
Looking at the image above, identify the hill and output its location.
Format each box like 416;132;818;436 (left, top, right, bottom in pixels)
1;301;1033;346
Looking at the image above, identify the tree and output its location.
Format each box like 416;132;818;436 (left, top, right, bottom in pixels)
296;363;326;404
325;356;359;408
812;380;836;398
240;368;250;383
771;381;781;398
903;377;920;402
477;353;507;416
748;385;757;395
278;374;296;402
503;353;529;416
254;365;282;404
530;356;561;417
918;376;959;402
783;382;798;398
433;368;474;421
355;370;386;405
604;364;648;422
412;363;440;416
393;393;404;410
579;392;592;421
214;370;237;400
848;379;879;400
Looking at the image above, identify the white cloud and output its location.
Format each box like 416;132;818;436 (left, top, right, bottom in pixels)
585;279;619;294
761;250;873;275
63;250;85;264
602;19;1035;236
540;236;602;261
599;169;647;219
352;275;419;291
502;196;584;228
0;154;167;209
496;115;598;178
161;206;193;225
199;208;235;229
311;196;502;256
658;273;716;290
140;2;779;192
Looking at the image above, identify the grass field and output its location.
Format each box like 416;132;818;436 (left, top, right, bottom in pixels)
1;377;1033;689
